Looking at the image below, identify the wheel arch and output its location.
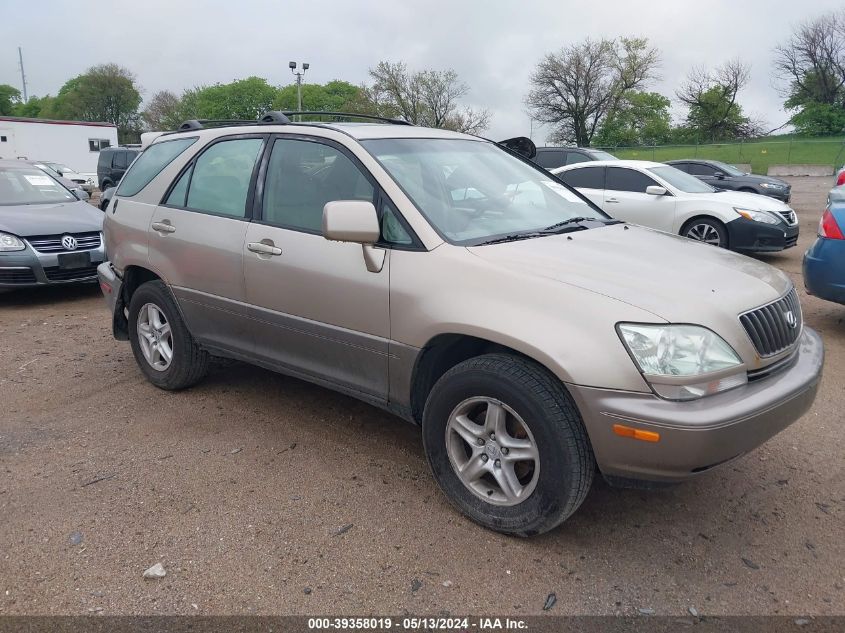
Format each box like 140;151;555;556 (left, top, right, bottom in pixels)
408;332;565;425
112;265;163;340
679;214;730;248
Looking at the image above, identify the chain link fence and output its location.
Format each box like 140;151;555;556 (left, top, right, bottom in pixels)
594;138;845;174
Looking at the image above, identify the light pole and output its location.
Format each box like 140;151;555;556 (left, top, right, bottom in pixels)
289;61;309;118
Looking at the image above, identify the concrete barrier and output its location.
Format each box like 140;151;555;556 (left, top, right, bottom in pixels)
768;164;834;177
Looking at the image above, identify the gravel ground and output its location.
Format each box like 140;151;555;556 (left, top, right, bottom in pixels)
0;177;842;617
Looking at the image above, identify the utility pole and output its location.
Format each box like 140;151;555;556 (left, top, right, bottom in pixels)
18;47;28;103
288;61;309;120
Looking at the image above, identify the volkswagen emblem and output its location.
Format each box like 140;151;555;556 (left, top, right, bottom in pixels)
784;310;797;329
61;235;78;251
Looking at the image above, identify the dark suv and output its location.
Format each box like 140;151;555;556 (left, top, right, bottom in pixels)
666;159;791;203
532;147;617;170
97;147;140;192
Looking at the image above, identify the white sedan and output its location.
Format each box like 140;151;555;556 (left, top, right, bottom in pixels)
552;160;799;253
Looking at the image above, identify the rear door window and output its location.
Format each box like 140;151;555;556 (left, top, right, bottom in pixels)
606;167;659;193
557;166;605;189
112;152;128;169
689;163;718;176
534;150;566;169
565;152;589;165
185;138;264;218
117;137;198;197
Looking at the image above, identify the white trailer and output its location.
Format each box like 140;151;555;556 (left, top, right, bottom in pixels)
0;116;119;177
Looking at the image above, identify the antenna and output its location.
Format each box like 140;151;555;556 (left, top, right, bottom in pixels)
18;47;28;103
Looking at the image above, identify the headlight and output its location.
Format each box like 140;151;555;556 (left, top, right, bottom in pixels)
760;182;785;190
618;324;746;400
0;233;25;252
735;207;780;225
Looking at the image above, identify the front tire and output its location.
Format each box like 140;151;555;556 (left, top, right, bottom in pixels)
422;354;595;536
128;280;209;390
681;217;728;248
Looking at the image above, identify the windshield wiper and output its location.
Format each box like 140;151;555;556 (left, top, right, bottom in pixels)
477;224;589;245
543;217;591;231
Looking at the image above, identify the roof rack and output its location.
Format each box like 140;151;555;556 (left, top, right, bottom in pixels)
174;110;411;132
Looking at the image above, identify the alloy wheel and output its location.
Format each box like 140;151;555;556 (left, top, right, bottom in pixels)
445;397;540;506
136;302;174;371
685;223;723;246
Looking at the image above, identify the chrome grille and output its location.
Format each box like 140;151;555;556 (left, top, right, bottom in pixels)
27;232;101;253
740;288;802;357
778;209;797;225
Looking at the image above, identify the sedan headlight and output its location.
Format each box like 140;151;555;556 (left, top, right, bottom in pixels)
0;232;25;252
735;207;780;225
760;182;786;190
618;324;746;400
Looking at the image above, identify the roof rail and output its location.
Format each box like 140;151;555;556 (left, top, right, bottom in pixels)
281;111;413;125
174;110;411;133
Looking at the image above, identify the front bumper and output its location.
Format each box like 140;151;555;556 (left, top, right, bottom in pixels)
727;217;799;252
761;188;791;203
568;328;824;483
0;240;105;288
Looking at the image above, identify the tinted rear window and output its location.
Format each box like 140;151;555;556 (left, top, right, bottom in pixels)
557;166;605;189
534;150;567;169
116;138;197;197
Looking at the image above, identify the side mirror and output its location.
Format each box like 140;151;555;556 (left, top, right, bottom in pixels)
322;200;380;244
73;188;90;201
55;169;64;177
646;185;668;196
714;171;725;180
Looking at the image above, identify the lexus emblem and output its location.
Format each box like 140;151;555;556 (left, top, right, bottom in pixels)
61;235;77;251
784;310;797;329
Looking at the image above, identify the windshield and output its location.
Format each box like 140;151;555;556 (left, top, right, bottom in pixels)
45;162;76;175
710;161;745;176
648;166;715;194
362;138;607;244
0;166;74;205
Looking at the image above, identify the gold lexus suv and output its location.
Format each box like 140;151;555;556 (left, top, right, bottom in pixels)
97;112;824;536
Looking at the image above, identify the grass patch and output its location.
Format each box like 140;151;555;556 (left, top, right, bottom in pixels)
605;137;845;174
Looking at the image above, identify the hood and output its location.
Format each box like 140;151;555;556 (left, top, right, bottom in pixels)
690;189;791;212
467;223;791;324
732;173;789;187
0;201;104;237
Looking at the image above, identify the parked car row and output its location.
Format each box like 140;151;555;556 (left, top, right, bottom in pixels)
552;160;799;253
86;113;825;536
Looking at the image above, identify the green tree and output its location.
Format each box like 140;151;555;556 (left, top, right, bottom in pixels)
141;90;183;131
0;84;21;115
11;94;55;118
273;80;361;113
51;64;142;142
774;10;845;135
188;77;278;120
362;61;490;133
593;91;672;147
526;38;660;146
676;60;760;142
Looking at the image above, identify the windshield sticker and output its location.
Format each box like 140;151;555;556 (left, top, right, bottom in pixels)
24;174;55;187
541;181;583;202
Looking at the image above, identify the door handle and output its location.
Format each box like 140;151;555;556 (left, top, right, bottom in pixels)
247;241;282;256
151;221;176;234
606;198;620;204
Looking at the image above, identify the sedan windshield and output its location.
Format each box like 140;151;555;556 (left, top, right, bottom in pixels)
0;166;75;205
648;166;715;194
711;161;745;176
362;138;607;244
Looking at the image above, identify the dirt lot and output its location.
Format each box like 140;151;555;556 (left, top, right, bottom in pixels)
0;177;842;617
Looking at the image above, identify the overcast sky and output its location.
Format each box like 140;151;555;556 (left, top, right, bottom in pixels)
1;0;841;143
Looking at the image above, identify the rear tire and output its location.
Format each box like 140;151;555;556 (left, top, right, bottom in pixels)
681;217;728;248
128;280;209;390
422;353;595;536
